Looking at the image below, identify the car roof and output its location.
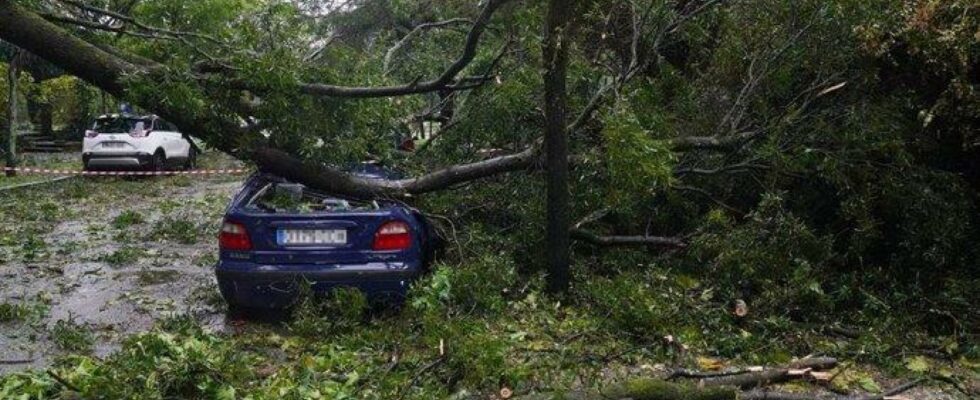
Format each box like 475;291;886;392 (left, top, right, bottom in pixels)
251;164;397;187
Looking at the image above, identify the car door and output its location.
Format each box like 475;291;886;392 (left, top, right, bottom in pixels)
168;121;192;158
156;120;188;159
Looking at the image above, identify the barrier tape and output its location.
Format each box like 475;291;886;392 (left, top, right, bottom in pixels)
1;166;247;176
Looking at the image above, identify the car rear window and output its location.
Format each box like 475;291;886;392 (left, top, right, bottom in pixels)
245;182;380;213
93;117;150;134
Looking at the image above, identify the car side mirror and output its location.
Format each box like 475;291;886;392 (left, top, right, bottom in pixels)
133;121;145;134
84;129;97;138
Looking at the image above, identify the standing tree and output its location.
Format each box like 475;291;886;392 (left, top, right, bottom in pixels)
4;46;18;176
542;0;573;292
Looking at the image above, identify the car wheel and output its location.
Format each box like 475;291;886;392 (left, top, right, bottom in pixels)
185;147;197;170
151;150;166;172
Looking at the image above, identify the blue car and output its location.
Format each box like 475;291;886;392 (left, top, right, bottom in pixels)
215;170;435;310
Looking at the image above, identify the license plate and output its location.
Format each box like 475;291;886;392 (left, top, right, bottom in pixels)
277;229;347;246
102;142;126;149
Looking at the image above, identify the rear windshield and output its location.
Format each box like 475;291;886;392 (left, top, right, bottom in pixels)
245;182;380;213
93;117;150;134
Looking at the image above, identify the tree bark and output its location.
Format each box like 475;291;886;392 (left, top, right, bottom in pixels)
6;52;17;177
543;0;573;293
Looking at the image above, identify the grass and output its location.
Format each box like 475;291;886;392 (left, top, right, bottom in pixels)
112;210;146;229
0;153;79;189
0;303;31;323
149;216;202;244
136;268;180;286
49;318;94;353
98;246;146;266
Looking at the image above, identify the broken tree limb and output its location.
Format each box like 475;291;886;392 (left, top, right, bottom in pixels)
298;0;514;98
669;131;763;152
384;18;473;74
516;358;840;400
249;145;539;199
570;229;688;249
517;380;739;400
740;378;923;400
695;357;838;388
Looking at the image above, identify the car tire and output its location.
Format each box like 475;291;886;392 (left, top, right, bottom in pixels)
151;150;166;172
185;147;197;170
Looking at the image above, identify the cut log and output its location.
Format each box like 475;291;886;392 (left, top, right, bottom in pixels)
697;357;838;388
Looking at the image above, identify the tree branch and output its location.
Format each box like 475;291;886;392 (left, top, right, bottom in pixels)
383;18;472;74
570;229;687;248
54;0;224;45
298;0;514;98
250;145;539;199
669;131;763;152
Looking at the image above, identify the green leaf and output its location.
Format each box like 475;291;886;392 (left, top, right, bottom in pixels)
904;356;930;373
857;376;880;393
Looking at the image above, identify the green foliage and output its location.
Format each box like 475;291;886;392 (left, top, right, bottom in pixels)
692;194;833;317
98;246;145;266
290;285;369;337
601;105;675;209
111;210;145;229
410;254;518;316
0;302;31;323
150;216;202;244
50;319;94;353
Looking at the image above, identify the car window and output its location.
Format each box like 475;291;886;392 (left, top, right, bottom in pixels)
245;182;380;214
92;117;150;134
154;119;178;132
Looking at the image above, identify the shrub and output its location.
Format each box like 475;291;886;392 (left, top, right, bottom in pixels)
690;194;833;320
410;253;518;317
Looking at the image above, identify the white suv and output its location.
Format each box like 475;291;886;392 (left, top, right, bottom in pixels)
82;114;198;171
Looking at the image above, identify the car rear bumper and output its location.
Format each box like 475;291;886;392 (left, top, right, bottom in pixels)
215;260;422;309
83;152;153;170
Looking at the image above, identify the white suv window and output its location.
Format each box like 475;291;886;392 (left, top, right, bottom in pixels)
93;117;150;134
154;119;178;132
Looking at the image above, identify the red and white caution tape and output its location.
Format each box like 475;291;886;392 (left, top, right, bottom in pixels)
1;166;248;176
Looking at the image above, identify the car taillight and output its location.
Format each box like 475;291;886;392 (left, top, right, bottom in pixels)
219;221;252;251
372;221;412;251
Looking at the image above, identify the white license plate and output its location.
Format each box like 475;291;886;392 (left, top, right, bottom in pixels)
102;142;126;149
277;229;347;245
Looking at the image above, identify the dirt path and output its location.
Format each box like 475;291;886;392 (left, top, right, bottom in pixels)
0;154;244;373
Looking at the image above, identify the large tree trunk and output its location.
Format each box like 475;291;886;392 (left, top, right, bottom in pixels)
6;53;17;177
543;0;573;292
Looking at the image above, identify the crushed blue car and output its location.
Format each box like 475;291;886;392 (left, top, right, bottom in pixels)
215;169;436;310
